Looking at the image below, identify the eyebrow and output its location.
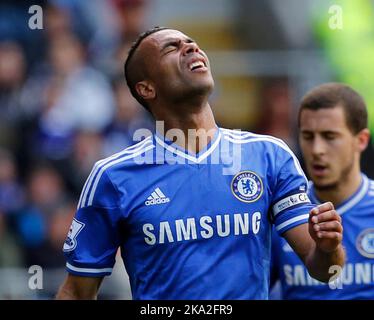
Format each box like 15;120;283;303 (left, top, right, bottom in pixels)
160;37;195;52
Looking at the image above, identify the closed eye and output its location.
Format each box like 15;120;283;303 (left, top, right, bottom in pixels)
165;42;179;54
301;132;313;140
161;38;195;55
323;132;338;140
161;41;180;55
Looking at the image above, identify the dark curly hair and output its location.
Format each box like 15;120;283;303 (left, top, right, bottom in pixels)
124;26;169;111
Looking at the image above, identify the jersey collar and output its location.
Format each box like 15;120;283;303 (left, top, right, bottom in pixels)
309;173;369;215
154;127;221;163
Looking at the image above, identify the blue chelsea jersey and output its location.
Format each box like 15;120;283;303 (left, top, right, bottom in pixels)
271;174;374;300
63;128;314;299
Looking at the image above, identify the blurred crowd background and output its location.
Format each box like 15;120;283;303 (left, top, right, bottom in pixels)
0;0;374;299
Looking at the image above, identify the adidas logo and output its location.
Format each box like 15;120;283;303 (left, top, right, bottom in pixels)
145;188;170;206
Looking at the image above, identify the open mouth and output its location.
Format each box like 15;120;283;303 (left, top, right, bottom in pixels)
311;164;328;176
188;59;207;72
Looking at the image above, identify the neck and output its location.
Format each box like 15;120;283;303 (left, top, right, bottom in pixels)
314;168;362;207
153;100;217;154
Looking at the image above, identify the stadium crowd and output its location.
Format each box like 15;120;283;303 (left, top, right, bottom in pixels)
0;0;154;271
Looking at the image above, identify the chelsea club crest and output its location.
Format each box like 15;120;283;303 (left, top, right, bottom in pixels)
231;171;263;203
356;228;374;258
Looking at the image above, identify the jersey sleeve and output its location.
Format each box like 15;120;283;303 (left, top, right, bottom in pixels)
270;143;314;235
63;169;122;277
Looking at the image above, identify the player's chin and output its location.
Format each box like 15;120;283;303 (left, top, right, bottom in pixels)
188;80;214;95
312;179;338;191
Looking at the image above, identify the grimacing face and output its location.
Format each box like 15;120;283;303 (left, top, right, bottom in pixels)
299;106;360;190
138;29;214;102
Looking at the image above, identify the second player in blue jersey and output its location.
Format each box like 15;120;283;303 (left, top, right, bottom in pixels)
271;83;373;300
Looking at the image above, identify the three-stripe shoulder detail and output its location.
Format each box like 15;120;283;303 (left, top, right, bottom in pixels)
221;129;307;184
77;137;154;209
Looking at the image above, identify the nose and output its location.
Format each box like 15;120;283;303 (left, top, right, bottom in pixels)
311;136;326;156
182;42;200;56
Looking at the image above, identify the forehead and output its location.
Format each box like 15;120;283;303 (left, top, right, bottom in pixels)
300;106;349;131
144;29;191;48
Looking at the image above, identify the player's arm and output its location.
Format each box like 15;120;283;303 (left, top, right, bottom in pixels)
56;274;103;300
283;202;345;283
59;169;122;299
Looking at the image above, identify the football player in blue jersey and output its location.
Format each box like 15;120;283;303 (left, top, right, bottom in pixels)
271;83;374;299
56;27;345;300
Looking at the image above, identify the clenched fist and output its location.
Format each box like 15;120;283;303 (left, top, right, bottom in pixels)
309;202;343;253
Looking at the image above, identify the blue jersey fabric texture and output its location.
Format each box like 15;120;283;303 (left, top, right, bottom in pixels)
63;128;313;299
271;174;374;300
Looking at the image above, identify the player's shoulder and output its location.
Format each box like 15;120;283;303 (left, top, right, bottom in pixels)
89;136;155;181
363;176;374;201
356;175;374;202
95;136;154;173
77;137;154;209
368;177;374;191
220;127;291;151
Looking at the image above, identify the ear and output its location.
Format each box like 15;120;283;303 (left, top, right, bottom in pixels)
356;128;370;152
135;81;156;102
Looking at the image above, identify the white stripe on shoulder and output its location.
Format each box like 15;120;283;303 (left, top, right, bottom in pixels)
275;214;309;232
77;137;152;208
223;135;307;184
66;263;113;274
77;137;152;209
86;144;155;207
125;136;152;150
78;138;153;209
222;129;282;141
220;128;254;138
